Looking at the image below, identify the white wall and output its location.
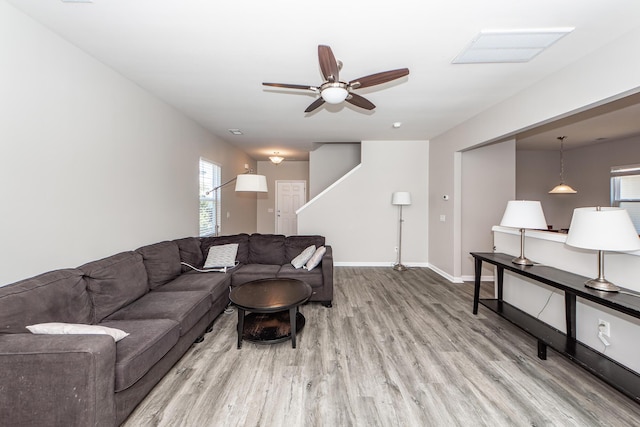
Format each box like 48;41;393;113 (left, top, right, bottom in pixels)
298;140;428;266
517;136;640;229
494;227;640;374
309;143;361;198
256;160;309;234
461;140;516;280
429;26;640;281
0;3;256;285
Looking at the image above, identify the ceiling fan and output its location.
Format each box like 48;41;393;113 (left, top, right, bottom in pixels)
263;45;409;113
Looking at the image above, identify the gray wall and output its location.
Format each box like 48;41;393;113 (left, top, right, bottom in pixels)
309;143;361;199
299;140;429;266
517;136;640;229
0;3;256;285
461;139;516;279
429;26;640;281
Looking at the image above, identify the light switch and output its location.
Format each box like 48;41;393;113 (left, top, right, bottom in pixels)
268;208;274;213
440;215;446;222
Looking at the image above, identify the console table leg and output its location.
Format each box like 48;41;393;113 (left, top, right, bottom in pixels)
473;258;482;315
237;308;245;349
537;340;547;360
290;307;297;348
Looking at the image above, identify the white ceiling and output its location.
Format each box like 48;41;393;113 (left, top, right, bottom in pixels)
7;0;640;160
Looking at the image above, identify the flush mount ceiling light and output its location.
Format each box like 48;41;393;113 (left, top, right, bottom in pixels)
549;136;577;194
453;28;574;64
269;152;284;165
228;129;243;135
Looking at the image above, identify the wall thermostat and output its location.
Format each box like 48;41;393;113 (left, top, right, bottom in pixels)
442;195;449;201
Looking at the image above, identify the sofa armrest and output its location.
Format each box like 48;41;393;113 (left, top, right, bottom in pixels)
321;245;334;303
0;334;116;427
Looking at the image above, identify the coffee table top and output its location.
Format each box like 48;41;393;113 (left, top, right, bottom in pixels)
230;278;312;312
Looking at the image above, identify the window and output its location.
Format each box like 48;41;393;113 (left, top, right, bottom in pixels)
611;164;640;233
199;158;221;236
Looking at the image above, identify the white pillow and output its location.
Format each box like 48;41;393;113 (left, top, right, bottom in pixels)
291;245;316;269
26;322;129;342
305;246;326;271
204;243;238;268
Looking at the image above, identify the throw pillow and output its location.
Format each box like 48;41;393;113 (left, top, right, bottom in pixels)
26;322;129;342
305;246;326;271
204;243;238;268
291;245;316;269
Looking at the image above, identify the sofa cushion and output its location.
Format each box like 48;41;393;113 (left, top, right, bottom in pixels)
154;271;231;303
277;264;324;288
203;243;238;268
0;269;92;334
100;319;180;392
291;245;316;269
201;234;249;264
105;291;211;336
136;241;182;289
174;237;204;272
80;252;149;323
248;234;286;265
231;264;281;287
285;235;326;262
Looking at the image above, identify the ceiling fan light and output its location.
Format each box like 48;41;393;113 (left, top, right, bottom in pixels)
321;86;348;104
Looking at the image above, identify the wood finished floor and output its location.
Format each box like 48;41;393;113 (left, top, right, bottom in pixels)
123;267;640;426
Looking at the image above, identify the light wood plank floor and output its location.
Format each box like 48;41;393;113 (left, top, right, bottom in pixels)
123;267;640;426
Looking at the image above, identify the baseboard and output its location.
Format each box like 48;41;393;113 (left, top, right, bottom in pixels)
334;262;431;268
427;263;464;284
461;274;495;283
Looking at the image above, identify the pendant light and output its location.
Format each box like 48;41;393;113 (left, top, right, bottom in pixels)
549;136;577;194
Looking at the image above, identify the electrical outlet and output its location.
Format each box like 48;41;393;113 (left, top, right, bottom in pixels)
599;319;611;337
394;247;398;253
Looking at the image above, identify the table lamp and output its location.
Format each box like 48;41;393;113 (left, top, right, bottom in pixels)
499;200;548;266
565;207;640;292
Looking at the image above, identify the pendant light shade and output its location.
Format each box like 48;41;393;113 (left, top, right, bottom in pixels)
549;136;577;194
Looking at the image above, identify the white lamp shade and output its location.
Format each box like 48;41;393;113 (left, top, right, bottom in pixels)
500;200;547;229
566;207;640;251
235;174;268;192
391;192;412;206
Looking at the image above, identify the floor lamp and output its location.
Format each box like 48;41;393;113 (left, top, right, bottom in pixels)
392;192;411;271
205;168;268;236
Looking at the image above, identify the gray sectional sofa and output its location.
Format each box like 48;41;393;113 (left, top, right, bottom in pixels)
0;233;332;427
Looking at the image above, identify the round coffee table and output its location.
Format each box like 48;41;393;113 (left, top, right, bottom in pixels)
229;278;312;349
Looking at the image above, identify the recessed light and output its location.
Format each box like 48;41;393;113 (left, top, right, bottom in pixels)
392;122;402;128
228;129;243;135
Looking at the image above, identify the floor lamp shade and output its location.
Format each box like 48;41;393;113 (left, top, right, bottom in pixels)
391;192;412;206
499;200;548;266
566;207;640;291
235;174;268;192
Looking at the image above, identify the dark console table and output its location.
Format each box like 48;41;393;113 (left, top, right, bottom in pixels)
471;252;640;403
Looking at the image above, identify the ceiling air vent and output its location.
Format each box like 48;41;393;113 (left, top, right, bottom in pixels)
453;28;574;64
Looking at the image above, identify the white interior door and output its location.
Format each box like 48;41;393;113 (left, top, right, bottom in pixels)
276;180;306;235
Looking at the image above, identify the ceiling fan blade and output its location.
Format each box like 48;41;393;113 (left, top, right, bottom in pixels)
304;97;325;113
262;82;317;91
349;68;410;89
318;45;339;83
346;93;376;110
